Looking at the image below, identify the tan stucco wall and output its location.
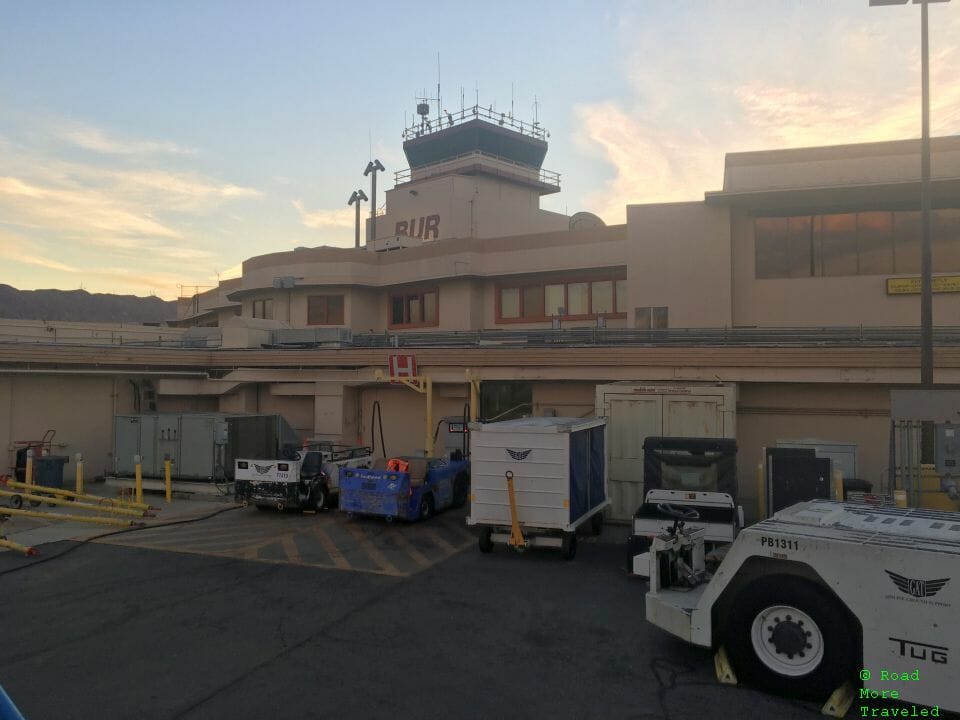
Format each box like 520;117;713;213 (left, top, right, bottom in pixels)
721;137;960;194
358;384;470;457
0;375;138;477
736;383;890;522
380;174;567;242
730;212;960;327
627;202;733;328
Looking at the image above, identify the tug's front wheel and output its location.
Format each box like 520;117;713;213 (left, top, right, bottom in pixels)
724;576;858;701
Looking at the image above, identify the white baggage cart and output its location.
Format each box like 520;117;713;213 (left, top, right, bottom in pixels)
467;417;608;559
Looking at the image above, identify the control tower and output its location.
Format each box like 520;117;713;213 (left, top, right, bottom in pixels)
370;101;569;248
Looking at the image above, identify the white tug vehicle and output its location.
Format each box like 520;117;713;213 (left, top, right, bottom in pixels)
638;500;959;714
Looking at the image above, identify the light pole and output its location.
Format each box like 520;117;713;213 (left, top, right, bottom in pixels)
348;189;369;249
364;159;385;243
870;0;950;462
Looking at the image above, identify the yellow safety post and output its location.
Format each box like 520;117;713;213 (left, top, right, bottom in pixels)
756;455;767;520
25;449;34;489
504;471;527;549
0;507;144;527
75;452;84;495
465;370;480;423
164;458;172;504
0;537;38;556
0;479;151;511
134;454;143;505
0;489;148;518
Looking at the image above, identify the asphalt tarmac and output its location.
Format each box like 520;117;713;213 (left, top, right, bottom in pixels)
0;507;847;720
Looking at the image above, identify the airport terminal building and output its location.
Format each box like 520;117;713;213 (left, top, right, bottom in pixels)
4;106;960;520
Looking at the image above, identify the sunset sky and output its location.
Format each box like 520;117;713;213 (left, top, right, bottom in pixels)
2;0;959;299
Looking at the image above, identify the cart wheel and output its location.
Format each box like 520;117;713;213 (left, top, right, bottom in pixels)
560;532;577;560
309;484;328;512
478;527;494;553
419;494;434;521
724;575;858;701
590;511;604;536
28;498;42;507
452;473;469;508
9;494;23;510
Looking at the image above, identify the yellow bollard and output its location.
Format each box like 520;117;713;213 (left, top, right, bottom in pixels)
134;454;143;505
25;449;34;488
164;458;172;504
75;452;84;495
0;506;143;527
1;478;150;510
0;537;38;556
0;489;147;517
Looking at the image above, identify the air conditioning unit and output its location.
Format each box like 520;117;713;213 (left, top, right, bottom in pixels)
367;235;423;253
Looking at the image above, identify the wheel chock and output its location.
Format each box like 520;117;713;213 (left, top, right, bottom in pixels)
713;646;738;685
821;681;854;718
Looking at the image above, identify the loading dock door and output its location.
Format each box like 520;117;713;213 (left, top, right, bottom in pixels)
598;384;736;522
607;396;662;522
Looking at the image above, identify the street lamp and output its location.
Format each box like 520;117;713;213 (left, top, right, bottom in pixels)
870;0;950;462
348;189;369;249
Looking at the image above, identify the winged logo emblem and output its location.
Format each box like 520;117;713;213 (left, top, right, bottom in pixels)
253;463;274;474
506;448;532;461
885;570;950;598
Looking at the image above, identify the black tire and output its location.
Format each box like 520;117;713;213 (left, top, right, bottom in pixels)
309;484;328;512
478;527;494;553
9;494;23;510
590;511;604;536
560;532;577;560
28;499;41;507
724;575;858;701
451;473;469;508
419;494;435;521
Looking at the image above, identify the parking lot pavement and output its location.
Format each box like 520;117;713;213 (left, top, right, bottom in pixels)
94;505;476;577
0;514;833;720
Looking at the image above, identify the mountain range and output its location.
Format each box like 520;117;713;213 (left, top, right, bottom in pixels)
0;284;178;323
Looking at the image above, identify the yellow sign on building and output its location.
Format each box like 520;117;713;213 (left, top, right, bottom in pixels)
886;276;960;295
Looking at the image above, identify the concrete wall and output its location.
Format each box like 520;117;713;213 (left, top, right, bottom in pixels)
627;202;733;328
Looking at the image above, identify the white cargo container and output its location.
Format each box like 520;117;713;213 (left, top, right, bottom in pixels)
467;417;608;559
595;382;737;521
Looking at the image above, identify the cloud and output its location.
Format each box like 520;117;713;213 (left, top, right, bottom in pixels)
54;121;196;156
573;6;960;222
0;119;265;299
293;200;355;230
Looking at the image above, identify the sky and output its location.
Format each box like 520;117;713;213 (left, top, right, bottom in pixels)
2;0;960;300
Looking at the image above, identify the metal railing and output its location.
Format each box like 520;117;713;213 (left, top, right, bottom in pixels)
394;150;560;188
343;326;960;349
404;104;548;141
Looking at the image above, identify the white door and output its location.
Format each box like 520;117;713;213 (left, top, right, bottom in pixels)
663;395;725;437
607;395;662;521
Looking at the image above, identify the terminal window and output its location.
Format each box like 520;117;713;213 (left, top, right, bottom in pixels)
307;295;344;325
497;277;627;322
389;289;438;328
252;298;274;319
755;209;960;279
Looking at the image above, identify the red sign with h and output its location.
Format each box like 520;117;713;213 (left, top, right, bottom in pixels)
388;354;417;383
